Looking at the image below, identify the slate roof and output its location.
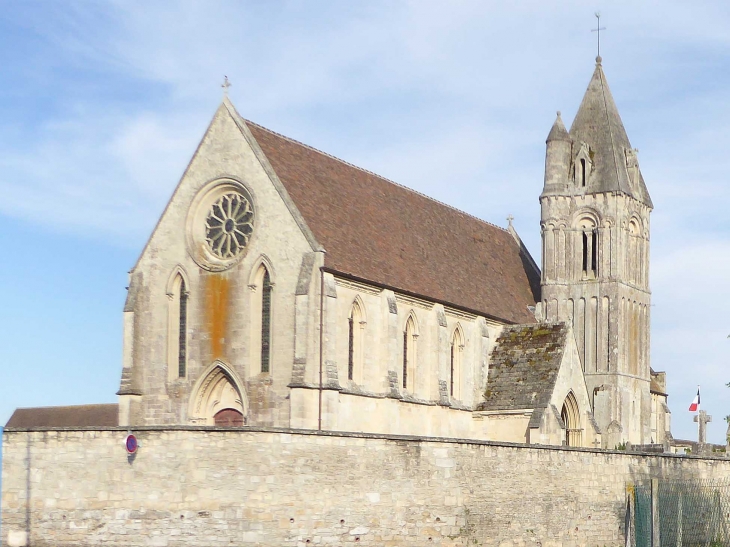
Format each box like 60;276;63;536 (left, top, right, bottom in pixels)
478;323;567;411
568;58;653;207
546;112;570;142
243;114;540;324
5;404;119;428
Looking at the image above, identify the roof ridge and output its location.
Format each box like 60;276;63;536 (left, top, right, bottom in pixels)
15;403;117;410
243;118;510;234
501;321;565;330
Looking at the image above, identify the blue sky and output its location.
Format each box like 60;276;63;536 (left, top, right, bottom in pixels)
0;1;729;444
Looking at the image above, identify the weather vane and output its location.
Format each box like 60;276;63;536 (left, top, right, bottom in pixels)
591;12;606;59
222;76;232;97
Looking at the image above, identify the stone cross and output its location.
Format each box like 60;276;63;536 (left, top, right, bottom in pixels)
222;76;232;96
694;410;712;445
507;215;514;228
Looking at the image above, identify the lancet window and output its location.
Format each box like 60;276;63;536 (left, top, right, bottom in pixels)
167;270;189;380
402;315;417;390
450;327;464;399
261;268;272;373
347;300;364;382
250;262;273;376
178;279;188;378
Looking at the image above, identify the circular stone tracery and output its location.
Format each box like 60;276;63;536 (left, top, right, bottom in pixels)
205;192;254;259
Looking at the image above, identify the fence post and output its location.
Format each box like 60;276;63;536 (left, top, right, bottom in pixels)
676;493;682;547
651;478;660;547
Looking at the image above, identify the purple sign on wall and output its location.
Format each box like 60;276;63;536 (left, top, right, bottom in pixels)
124;434;138;454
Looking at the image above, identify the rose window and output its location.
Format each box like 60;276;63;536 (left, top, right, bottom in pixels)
205;192;254;259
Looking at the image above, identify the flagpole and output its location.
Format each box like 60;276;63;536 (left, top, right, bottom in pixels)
697;385;700;444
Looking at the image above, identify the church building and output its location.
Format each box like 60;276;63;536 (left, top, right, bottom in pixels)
8;58;672;450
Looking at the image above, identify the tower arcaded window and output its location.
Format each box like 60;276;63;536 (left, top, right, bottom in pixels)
578;217;598;278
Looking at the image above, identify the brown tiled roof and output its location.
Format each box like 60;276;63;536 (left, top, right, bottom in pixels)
5;404;118;428
246;121;540;323
478;323;567;411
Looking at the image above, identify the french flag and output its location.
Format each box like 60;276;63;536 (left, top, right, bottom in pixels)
688;388;700;412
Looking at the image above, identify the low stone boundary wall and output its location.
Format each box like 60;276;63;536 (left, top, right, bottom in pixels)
2;426;730;546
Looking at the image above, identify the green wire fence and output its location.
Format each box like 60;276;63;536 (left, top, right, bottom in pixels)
633;479;730;547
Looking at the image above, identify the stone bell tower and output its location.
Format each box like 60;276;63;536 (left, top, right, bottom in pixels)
539;56;653;447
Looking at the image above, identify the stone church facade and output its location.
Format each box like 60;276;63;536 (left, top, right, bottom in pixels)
8;59;671;450
104;57;672;450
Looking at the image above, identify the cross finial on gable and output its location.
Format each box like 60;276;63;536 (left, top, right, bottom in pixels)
222;76;232;96
507;215;514;227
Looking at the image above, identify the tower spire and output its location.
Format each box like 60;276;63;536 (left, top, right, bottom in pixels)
569;61;653;207
539;55;655;447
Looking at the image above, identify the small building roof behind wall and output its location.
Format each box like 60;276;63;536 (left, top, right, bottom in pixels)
5;404;119;428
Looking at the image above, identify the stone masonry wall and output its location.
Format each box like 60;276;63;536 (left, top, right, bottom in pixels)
2;427;730;547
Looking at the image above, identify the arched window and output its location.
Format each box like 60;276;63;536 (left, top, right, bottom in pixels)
629;219;640;285
178;279;188;378
261;268;272;373
574;144;591;187
581;231;598;275
403;315;417;391
348;300;364;382
167;270;189;380
561;392;581;447
450;327;464;399
250;263;273;376
578;217;598;278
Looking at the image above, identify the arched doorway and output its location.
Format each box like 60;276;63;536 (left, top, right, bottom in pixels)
561;391;581;447
214;408;244;427
188;361;248;425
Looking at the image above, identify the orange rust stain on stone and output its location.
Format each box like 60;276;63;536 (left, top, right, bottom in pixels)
205;274;230;361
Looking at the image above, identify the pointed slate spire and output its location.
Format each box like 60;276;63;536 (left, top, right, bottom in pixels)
547;111;570;142
569;57;652;207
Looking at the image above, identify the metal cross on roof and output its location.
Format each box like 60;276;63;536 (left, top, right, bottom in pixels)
222;76;232;96
591;12;606;58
